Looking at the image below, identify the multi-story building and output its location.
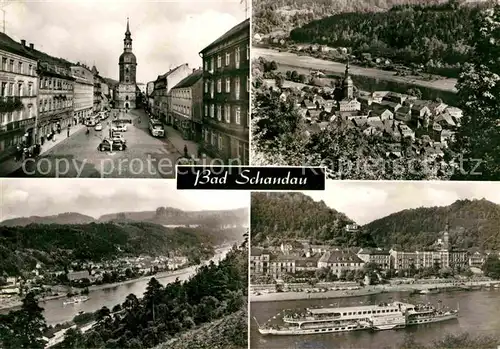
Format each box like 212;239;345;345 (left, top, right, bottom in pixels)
71;64;93;124
250;247;270;275
91;65;102;112
390;224;468;271
469;251;487;268
37;62;74;142
317;250;365;278
200;18;250;164
146;81;155;112
0;34;38;159
116;18;137;110
153;63;191;124
357;248;391;270
170;68;203;140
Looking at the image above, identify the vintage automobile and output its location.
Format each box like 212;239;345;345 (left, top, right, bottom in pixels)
97;138;126;151
94;123;103;131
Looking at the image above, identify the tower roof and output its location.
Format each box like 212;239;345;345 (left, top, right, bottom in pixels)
125;17;130;35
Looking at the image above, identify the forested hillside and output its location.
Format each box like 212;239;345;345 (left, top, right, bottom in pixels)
0;222;224;275
253;0;447;35
50;244;248;348
289;1;483;69
363;199;500;250
251;192;375;246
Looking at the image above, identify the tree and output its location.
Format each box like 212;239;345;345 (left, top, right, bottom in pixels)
452;5;500;180
483;255;500;279
0;292;47;349
406;88;422;99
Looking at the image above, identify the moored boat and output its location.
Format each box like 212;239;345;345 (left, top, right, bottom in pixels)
63;296;89;305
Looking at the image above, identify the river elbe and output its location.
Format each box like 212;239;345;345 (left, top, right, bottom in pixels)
251;289;500;349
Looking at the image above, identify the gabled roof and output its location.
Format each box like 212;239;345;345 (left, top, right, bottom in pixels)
157;63;189;81
200;18;249;54
0;33;37;60
172;69;203;89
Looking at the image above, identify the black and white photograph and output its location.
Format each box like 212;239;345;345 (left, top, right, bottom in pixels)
251;0;500;181
250;182;500;349
0;179;249;349
0;0;250;178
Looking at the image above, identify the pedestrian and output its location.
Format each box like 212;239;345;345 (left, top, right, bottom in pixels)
183;144;188;158
67;127;70;138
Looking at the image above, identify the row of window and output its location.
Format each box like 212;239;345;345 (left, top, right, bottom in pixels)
40;77;73;91
172;104;191;116
202;129;246;159
39;98;73;113
205;104;249;125
1;81;35;97
203;44;249;72
326;263;363;267
172;88;191;99
1;56;35;76
205;75;250;96
0;107;34;125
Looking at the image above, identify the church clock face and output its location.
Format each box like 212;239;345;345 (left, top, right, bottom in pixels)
125;56;130;63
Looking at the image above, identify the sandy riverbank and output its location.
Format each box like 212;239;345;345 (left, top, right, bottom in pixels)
253;47;458;93
250;280;500;302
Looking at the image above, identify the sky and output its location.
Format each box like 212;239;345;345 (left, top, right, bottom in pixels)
303;181;500;225
0;179;250;220
2;0;246;83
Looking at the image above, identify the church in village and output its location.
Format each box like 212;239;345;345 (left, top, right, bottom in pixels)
114;18;137;110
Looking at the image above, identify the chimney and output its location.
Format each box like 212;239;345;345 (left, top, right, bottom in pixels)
29;43;34;50
21;40;26;46
192;68;195;73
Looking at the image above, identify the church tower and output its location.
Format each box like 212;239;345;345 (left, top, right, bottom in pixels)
343;59;354;100
116;18;137;109
442;221;450;251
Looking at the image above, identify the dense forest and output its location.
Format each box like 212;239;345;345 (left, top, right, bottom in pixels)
0;207;249;228
253;0;447;35
288;1;484;71
251;192;500;251
0;240;248;349
155;309;247;349
0;222;241;275
59;243;247;348
251;192;375;246
363;199;500;250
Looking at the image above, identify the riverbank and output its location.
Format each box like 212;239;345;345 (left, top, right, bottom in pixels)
253;47;458;93
250;280;500;302
0;267;196;312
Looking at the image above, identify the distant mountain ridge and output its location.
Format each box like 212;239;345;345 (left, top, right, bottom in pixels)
363;198;500;250
0;207;249;227
251;193;500;250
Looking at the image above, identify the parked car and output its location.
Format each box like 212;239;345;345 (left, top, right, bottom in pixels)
95;123;103;131
111;134;126;144
97;138;126;151
112;125;127;132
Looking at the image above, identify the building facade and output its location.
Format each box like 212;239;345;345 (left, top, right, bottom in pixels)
116;18;137;110
153;64;192;124
37;63;74;143
357;248;391;270
0;35;38;160
146;81;155;112
170;68;203;140
200;18;250;164
71;65;93;124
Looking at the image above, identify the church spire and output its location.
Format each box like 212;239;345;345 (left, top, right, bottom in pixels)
123;17;132;52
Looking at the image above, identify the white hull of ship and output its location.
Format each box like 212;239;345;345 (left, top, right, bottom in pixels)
408;313;458;325
258;324;369;336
